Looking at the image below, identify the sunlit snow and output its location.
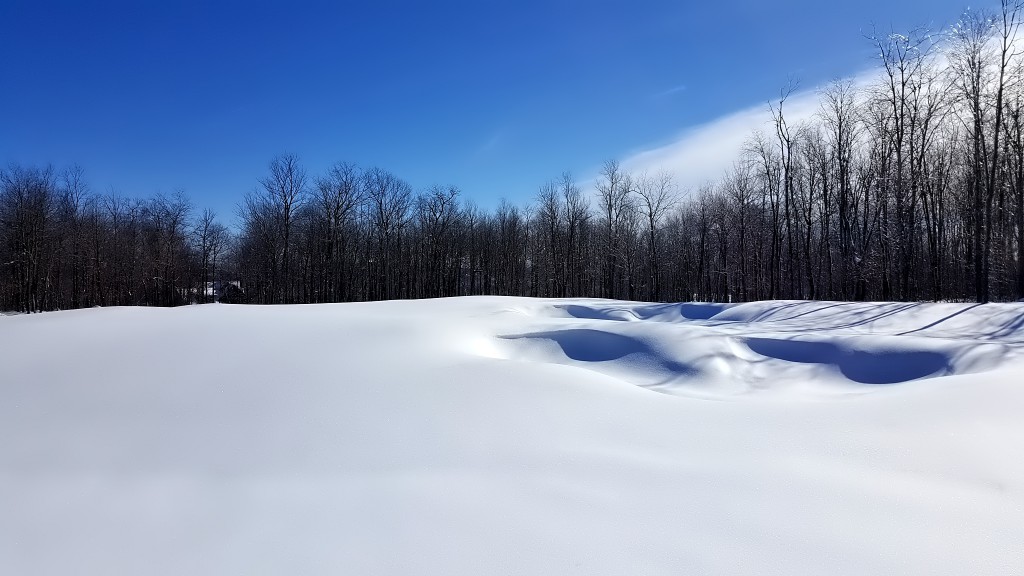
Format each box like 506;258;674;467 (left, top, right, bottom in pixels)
2;298;1023;575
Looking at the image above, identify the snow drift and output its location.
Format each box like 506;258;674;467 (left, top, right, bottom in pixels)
2;298;1023;575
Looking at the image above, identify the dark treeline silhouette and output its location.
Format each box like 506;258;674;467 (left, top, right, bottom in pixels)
0;164;230;312
5;2;1024;311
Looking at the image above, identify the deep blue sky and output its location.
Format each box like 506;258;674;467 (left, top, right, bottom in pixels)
1;0;973;224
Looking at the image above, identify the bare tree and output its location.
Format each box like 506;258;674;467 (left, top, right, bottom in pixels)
948;1;1024;302
192;208;231;303
595;159;635;298
314;162;363;301
258;154;307;303
770;80;800;297
819;80;862;299
560;172;590;297
363;167;412;300
633;171;677;300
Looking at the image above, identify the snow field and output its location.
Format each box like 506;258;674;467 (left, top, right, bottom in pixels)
2;297;1023;575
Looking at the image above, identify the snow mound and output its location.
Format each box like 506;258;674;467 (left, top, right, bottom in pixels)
489;300;1020;396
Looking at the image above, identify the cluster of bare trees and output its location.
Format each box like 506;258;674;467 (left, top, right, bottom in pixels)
689;1;1024;303
6;3;1024;311
230;155;683;304
0;165;230;312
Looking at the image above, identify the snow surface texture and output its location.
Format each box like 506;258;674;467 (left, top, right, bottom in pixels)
2;298;1023;575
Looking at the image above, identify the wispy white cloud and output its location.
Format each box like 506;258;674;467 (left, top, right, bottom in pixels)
619;69;878;194
477;129;506;156
652;84;688;99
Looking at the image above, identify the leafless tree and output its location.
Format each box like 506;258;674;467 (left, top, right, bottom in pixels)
633;171;677;299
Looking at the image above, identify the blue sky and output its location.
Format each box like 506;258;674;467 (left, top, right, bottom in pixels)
1;0;973;223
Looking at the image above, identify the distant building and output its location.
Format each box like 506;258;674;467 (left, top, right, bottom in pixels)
214;281;244;303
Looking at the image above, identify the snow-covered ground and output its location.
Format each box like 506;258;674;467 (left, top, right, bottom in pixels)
2;297;1023;575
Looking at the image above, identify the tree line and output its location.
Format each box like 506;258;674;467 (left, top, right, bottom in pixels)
4;2;1024;311
0;164;230;312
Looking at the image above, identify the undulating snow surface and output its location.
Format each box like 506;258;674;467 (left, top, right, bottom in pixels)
2;298;1023;575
